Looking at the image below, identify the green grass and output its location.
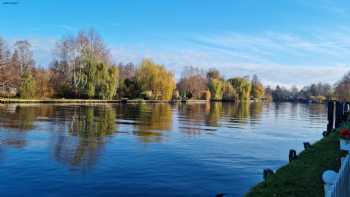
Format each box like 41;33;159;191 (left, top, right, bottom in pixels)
246;127;348;197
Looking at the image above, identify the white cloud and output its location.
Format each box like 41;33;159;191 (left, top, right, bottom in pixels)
110;44;349;87
190;30;350;66
5;26;350;87
109;28;350;86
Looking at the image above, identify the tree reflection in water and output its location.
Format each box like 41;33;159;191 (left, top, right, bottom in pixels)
228;102;250;123
178;102;264;134
0;105;54;150
0;104;54;131
206;102;223;127
53;106;116;169
306;103;327;119
177;103;210;135
0;105;55;160
0;102;266;168
249;102;264;127
52;104;173;169
133;104;173;143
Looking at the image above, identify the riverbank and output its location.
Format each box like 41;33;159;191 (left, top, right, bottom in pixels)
246;125;348;197
0;98;211;104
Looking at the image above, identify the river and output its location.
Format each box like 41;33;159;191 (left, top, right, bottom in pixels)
0;102;327;196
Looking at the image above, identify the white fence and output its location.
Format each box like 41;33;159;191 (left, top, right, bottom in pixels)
323;154;350;197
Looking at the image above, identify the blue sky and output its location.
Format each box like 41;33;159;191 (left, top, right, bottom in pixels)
1;0;350;86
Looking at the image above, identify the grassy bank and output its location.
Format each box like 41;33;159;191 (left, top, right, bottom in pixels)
0;98;210;104
246;126;347;197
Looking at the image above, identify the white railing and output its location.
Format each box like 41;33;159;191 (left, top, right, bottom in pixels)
323;154;350;197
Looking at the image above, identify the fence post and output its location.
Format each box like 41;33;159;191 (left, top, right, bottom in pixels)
322;170;337;197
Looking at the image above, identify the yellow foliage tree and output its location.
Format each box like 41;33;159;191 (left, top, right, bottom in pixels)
136;59;176;100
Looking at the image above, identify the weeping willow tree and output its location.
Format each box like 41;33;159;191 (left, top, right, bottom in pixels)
135;59;176;100
222;81;238;101
19;70;36;99
84;59;97;98
208;78;224;100
51;29;118;99
53;106;117;168
104;66;119;99
95;63;118;99
228;77;251;101
77;59;119;99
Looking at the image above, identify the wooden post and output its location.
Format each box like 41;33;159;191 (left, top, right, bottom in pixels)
341;102;346;122
289;149;297;162
327;101;336;132
336;101;344;128
263;169;274;181
344;102;350;122
304;142;311;150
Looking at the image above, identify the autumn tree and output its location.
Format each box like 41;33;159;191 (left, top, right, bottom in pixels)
14;40;36;99
335;72;350;101
50;36;76;96
0;37;10;69
207;68;221;80
135;59;176;100
14;41;34;75
34;68;54;98
177;66;208;99
0;37;12;96
250;74;265;99
117;63;138;98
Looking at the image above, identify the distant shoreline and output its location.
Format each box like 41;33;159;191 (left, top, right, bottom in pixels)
0;98;211;104
0;98;326;104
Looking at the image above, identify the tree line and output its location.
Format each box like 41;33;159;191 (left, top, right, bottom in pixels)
0;29;349;102
266;75;350;103
0;29;264;101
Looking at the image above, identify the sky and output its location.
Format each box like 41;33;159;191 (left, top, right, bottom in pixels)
1;0;350;87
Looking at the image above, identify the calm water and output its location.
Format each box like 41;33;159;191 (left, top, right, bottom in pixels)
0;102;327;197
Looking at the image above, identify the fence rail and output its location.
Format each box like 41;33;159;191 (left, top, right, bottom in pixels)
323;155;350;197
